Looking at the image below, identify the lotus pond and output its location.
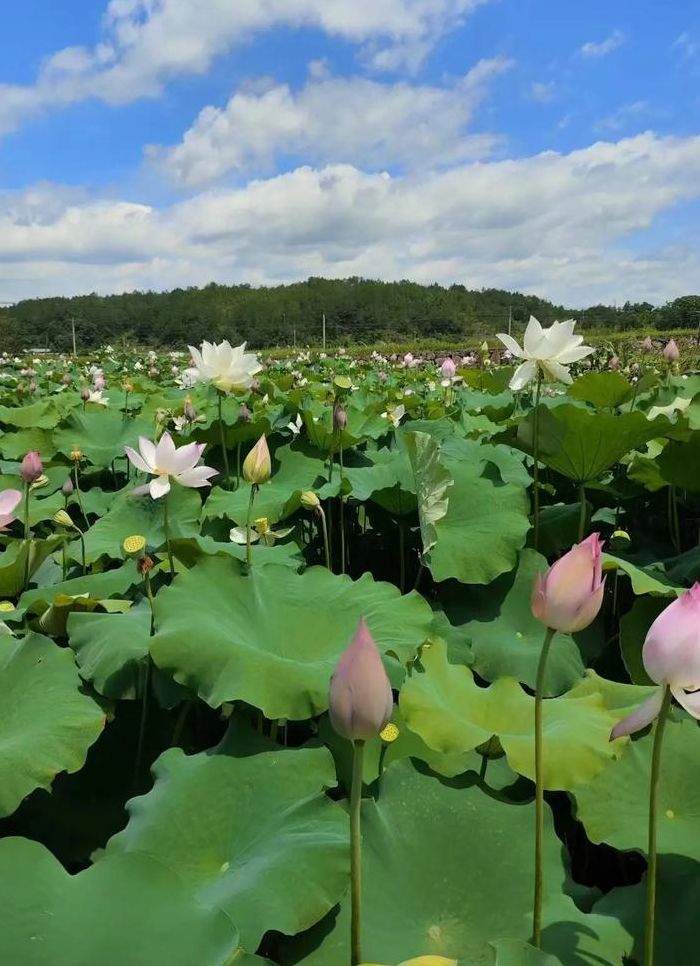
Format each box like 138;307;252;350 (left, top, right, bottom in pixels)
0;328;699;966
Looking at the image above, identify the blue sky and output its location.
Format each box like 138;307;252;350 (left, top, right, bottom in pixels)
0;0;699;305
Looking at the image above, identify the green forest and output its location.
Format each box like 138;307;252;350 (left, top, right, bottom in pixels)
1;277;698;351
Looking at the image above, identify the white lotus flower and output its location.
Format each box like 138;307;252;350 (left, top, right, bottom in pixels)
125;432;217;500
497;316;594;391
186;340;262;393
87;390;109;406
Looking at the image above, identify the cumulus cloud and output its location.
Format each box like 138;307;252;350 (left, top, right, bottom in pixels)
0;0;490;136
579;30;626;59
2;133;700;306
147;58;513;188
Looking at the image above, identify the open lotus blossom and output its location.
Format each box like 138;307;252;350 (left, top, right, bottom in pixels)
611;584;700;739
329;618;393;741
125;432;217;499
186;340;262;393
0;489;22;530
497;316;595;390
532;533;606;633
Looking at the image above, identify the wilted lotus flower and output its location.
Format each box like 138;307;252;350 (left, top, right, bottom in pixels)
242;435;271;485
333;402;347;432
441;357;456;379
186;340;262;393
497;316;595;390
532;534;606;633
642;336;653;352
663;339;680;363
125;432;217;499
611;585;700;738
329;618;393;741
20;451;43;485
80;387;91;401
0;489;22;530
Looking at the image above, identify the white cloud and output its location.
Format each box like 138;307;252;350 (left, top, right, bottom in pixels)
579;30;626;59
2;133;700;307
0;0;490;136
528;81;556;103
147;58;513;188
598;101;652;131
673;32;699;61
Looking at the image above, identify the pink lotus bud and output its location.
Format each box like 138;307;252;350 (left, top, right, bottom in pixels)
378;371;387;384
608;355;620;370
62;373;72;385
94;374;105;391
184;398;196;423
642;336;653;352
62;476;74;497
328;618;393;741
20;451;43;485
631;362;639;372
531;533;606;633
333;402;347;432
242;435;271;485
611;584;700;739
80;387;91;401
441;357;457;379
663;339;680;363
403;353;414;367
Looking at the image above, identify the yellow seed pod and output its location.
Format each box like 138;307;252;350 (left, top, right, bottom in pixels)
380;723;400;743
70;447;83;461
123;534;147;558
254;517;271;536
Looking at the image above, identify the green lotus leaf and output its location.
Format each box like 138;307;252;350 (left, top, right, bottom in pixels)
0;428;56;460
657;432;700;491
279;759;565;965
0;398;66;430
428;437;530;585
150;558;433;719
490;940;562;965
405;431;453;555
601;553;680;597
53;407;156;467
619;596;666;685
573;716;700;861
399;640;623;789
0;535;65;599
16;561;141;619
68;601;151;699
0;632;105;817
105;744;348;951
567;371;633;410
464;550;585;696
0;838;239;966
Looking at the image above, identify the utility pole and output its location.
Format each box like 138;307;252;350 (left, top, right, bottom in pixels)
293;325;296;350
508;304;512;337
322;312;326;350
70;317;77;356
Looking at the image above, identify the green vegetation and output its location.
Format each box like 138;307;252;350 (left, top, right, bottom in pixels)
2;277;699;351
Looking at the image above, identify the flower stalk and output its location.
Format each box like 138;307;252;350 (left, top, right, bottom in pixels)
645;686;672;966
532;625;555;948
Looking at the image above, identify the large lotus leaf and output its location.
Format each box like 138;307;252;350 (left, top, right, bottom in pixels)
0;535;65;598
105;744;348;951
619;596;666;685
399;640;623;789
0;398;66;429
150;558;433;719
481;444;531;487
16;561;141;619
53;407;155;467
463;550;585;696
0;428;56;460
203;443;338;526
68;601;151;699
342;446;416;512
405;431;453;555
572;716;700;861
363;959;458;966
0;632;105;816
657;432;700;491
490;942;562;965
302;400;387;453
595;854;699;966
567;372;633;410
428;436;530;585
0;838;239;966
601;553;680;597
516;405;668;482
81;485;201;564
280;759;566;965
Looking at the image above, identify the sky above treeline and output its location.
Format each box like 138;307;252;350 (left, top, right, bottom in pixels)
1;0;699;306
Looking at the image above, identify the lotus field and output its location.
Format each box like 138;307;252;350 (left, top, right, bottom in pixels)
2;320;700;966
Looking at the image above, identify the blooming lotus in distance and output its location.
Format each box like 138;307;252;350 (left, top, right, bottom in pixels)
497;316;594;390
186;340;262;393
611;584;700;739
125;432;217;499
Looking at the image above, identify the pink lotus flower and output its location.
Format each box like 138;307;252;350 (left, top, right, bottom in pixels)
329;618;393;741
611;584;700;739
441;357;457;379
242;435;271;485
125;432;217;500
20;451;43;484
663;339;680;363
609;355;620;370
531;533;606;633
0;489;22;530
642;336;653;352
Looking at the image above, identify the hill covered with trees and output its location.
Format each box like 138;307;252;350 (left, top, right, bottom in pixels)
1;277;698;351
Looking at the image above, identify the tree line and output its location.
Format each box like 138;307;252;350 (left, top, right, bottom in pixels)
1;277;698;351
